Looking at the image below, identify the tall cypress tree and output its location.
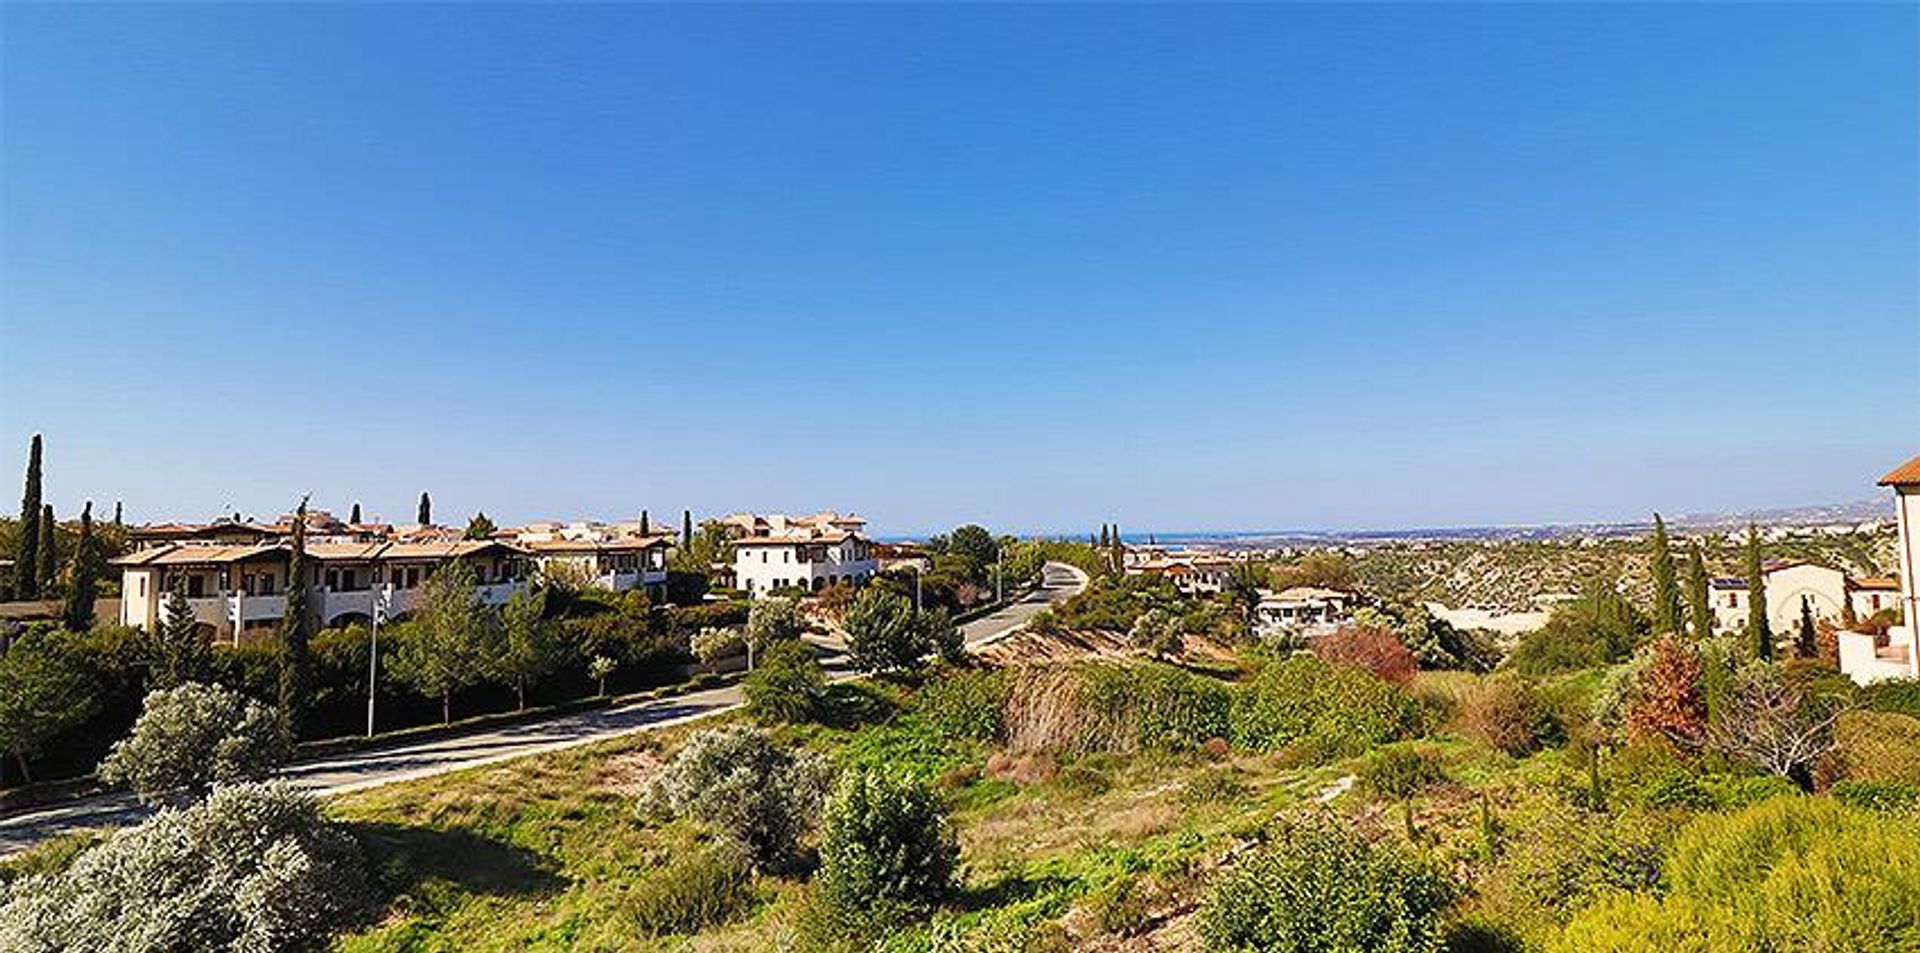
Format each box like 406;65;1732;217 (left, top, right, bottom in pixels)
1795;596;1818;659
63;501;98;632
1684;541;1712;639
681;510;693;548
417;491;432;526
1744;524;1772;661
1099;524;1110;549
349;501;362;524
15;434;42;599
36;503;56;595
639;510;650;536
111;500;123;527
280;496;315;735
1649;514;1682;635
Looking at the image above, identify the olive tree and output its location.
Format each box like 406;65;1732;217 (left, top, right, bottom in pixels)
99;682;291;804
0;782;373;952
640;724;832;872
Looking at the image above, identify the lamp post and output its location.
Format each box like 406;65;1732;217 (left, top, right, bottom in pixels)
367;582;392;738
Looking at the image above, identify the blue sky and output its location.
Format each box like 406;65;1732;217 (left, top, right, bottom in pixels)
3;4;1915;536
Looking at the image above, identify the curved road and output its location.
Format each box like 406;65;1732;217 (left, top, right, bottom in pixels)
0;562;1085;856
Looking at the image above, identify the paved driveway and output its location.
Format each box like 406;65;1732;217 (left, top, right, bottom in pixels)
0;562;1085;856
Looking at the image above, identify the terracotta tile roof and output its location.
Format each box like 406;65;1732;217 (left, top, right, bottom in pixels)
524;535;672;554
1881;453;1920;486
113;544;287;567
1852;576;1901;590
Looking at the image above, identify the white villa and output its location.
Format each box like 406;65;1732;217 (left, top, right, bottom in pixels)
116;517;530;644
724;511;877;597
1126;549;1238;595
512;520;673;597
1839;454;1920;685
1256;586;1356;636
1709;561;1901;635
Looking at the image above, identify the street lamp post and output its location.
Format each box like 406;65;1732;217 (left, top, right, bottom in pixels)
367;582;391;738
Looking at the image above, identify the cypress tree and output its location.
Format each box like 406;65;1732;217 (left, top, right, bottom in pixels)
280;496;315;735
1649;514;1681;635
639;510;650;536
1099;524;1110;549
1684;541;1712;639
36;503;56;595
1744;524;1772;661
417;491;432;526
682;510;693;548
63;501;98;632
15;434;41;599
112;500;122;527
349;501;362;524
1795;596;1818;659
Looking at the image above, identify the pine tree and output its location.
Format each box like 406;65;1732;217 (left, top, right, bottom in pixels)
465;511;497;540
682;510;693;548
349;502;362;524
417;491;432;526
1795;596;1818;659
1744;524;1772;661
1649;514;1681;635
15;434;42;600
62;502;98;632
36;503;56;595
279;496;315;735
1684;541;1712;639
151;577;211;688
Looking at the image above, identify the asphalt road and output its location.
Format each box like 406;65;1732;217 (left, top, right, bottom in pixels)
0;562;1086;857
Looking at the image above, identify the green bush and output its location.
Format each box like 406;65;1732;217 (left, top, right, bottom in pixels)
1554;796;1920;951
1505;587;1646;677
1198;814;1454;952
743;640;825;724
1828;709;1920;784
0;782;372;952
1859;679;1920;719
1832;779;1920;813
1229;655;1423;759
97;682;291;804
620;844;755;938
640;725;833;872
817;770;957;912
913;668;1008;743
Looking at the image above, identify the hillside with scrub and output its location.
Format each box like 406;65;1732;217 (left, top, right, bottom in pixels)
4;537;1919;952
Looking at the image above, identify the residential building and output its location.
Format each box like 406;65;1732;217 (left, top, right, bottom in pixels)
513;520;673;597
725;511;876;597
1126;550;1238;595
1709;561;1900;635
1840;454;1920;685
115;530;531;644
1256;586;1356;636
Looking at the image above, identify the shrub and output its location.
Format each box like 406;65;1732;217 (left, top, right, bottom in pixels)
1229;655;1423;759
0;782;371;952
1554;796;1920;951
913;668;1008;743
1457;674;1554;756
690;626;745;664
620;844;755;938
1360;745;1447;839
743;639;825;724
1473;800;1671;937
1826;709;1920;785
641;725;833;872
1198;814;1453;952
1860;678;1920;719
97;682;291;804
844;588;956;678
1506;586;1646;677
817;770;958;912
1311;623;1418;685
1832;779;1920;812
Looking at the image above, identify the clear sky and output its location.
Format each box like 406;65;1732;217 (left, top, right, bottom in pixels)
2;3;1915;536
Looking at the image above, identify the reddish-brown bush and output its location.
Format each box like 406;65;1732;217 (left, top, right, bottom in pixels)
1457;675;1548;756
1626;635;1708;753
1311;624;1418;685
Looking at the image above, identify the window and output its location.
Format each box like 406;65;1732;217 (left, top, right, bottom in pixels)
326;569;340;590
138;577;147;598
187;575;205;598
260;572;276;595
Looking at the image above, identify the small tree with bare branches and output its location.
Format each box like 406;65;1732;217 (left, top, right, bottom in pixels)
1708;663;1846;790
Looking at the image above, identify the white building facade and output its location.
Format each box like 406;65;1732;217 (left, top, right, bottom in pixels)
1839;455;1920;685
725;512;877;597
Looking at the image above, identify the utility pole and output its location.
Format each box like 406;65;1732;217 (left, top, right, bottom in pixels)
367;582;391;738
